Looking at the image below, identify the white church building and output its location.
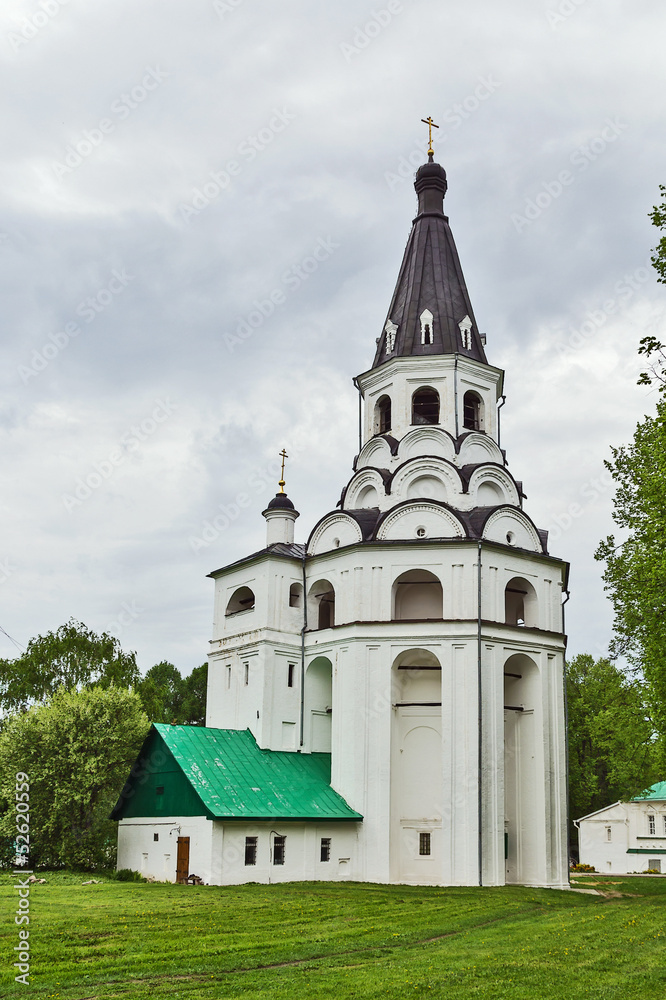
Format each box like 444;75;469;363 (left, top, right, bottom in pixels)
114;150;570;889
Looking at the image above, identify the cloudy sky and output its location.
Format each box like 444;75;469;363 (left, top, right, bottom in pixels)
1;0;664;673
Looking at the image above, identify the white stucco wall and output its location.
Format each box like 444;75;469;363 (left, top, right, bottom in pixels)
578;799;666;873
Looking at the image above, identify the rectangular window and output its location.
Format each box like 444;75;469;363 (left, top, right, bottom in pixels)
153;833;159;842
273;835;285;866
155;786;164;796
663;815;666;835
606;826;612;842
648;814;656;835
419;832;431;856
320;837;331;862
226;665;231;689
244;662;249;686
244;836;257;866
648;859;662;873
287;663;295;688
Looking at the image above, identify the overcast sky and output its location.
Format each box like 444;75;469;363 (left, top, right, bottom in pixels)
1;0;664;673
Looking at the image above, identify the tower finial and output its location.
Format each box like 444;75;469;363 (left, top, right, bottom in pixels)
421;116;439;160
278;448;288;494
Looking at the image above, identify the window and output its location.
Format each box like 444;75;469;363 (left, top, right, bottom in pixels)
459;315;473;350
463;391;482;431
411;387;440;425
289;583;302;608
226;664;231;689
273;835;285;865
245;837;257;866
376;395;392;434
318;591;335;629
663;815;666;835
287;663;295;688
648;814;656;835
155;786;164;796
419;833;431;856
320;838;331;862
244;662;249;686
648;859;662;873
153;833;159;842
385;319;397;353
606;826;612;843
420;309;434;345
225;586;255;616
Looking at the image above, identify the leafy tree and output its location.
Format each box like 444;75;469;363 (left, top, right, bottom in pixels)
0;619;139;714
567;654;658;843
0;686;149;869
136;661;207;725
594;186;666;742
181;663;207;726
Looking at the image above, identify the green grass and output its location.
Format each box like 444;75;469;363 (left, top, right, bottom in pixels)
1;872;665;998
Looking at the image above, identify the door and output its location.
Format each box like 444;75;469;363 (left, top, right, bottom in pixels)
176;836;190;883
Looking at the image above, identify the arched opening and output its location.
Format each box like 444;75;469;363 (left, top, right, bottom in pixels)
391;648;442;882
355;484;380;508
463;391;483;431
504;577;538;627
288;582;303;608
412;387;440;425
308;579;335;629
375;395;392;434
420;309;434;345
225;586;255;616
504;654;541;885
304;656;332;752
392;569;443;621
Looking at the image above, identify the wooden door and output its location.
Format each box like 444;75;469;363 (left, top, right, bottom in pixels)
176;837;190;883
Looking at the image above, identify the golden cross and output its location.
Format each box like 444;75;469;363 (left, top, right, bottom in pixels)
278;448;288;493
421;116;439;156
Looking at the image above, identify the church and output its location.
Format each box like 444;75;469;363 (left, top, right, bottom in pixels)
114;139;570;890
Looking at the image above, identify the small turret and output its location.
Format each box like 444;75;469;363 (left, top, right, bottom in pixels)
262;449;299;544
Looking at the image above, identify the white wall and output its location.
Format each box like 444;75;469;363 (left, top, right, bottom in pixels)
117;816;214;883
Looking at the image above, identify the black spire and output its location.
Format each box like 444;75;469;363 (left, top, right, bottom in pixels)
372;156;487;368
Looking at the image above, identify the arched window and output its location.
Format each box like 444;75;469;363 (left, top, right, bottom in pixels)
420;309;434;345
463;391;482;431
375;395;392;434
289;583;302;608
412;387;440;425
504;577;538;627
307;580;336;630
225;586;255;616
392;570;443;621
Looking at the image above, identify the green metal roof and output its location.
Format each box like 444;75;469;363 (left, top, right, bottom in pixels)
631;782;666;801
150;725;363;822
627;848;666;854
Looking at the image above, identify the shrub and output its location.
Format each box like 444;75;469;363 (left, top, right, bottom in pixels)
570;862;596;873
114;868;145;882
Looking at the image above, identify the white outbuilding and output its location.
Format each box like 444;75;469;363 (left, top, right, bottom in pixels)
575;782;666;873
115;149;570;889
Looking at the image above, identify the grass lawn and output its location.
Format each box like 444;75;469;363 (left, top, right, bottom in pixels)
1;872;665;999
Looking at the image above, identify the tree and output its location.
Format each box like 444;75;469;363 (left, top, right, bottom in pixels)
0;686;149;869
0;619;139;714
595;186;666;742
567;654;658;844
136;661;207;726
